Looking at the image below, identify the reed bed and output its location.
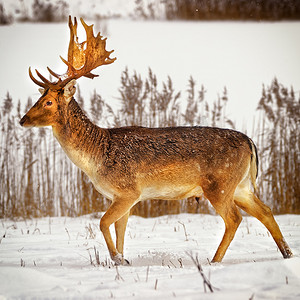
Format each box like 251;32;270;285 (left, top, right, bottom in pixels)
0;70;299;218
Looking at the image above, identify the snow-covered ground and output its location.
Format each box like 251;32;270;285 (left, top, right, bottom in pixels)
0;214;299;299
0;20;299;131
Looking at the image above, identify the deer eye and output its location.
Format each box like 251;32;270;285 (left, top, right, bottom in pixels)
45;101;53;106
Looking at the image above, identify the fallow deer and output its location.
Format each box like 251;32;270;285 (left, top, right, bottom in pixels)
20;16;293;265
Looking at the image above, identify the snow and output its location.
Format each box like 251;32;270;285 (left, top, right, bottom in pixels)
0;214;299;299
0;20;300;131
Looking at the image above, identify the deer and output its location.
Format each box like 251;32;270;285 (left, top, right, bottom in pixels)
20;16;293;265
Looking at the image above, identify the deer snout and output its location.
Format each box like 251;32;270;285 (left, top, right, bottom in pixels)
19;115;29;127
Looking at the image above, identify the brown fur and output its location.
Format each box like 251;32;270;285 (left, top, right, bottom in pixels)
20;88;293;265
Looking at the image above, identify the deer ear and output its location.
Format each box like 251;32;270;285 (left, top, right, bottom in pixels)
63;79;77;102
38;88;45;95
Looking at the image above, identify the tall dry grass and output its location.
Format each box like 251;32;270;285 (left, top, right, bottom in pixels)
256;78;299;213
0;70;299;218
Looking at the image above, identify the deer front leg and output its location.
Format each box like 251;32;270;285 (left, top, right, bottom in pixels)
115;211;130;255
100;196;135;265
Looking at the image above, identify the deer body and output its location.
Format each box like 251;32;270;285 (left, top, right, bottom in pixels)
20;16;293;265
52;98;252;205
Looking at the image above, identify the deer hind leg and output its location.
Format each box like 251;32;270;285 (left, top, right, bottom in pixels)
202;174;243;262
204;182;242;263
210;201;242;263
234;184;293;259
100;195;136;265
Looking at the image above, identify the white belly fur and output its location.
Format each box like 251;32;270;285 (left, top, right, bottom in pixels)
139;185;203;202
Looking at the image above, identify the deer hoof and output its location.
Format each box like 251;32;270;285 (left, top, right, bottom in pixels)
278;238;293;259
112;253;130;266
122;258;130;266
283;248;293;259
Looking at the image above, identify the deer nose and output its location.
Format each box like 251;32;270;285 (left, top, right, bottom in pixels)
19;115;29;126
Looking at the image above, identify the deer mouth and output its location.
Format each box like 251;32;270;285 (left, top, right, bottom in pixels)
19;115;31;127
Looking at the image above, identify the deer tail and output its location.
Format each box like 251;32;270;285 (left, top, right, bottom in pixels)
249;138;259;192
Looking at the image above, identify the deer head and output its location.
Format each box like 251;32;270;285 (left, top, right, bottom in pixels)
20;16;116;128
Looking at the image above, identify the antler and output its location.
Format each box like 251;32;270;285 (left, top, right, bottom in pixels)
30;16;116;90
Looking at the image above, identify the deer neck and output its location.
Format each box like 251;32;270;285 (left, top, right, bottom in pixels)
52;98;107;176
